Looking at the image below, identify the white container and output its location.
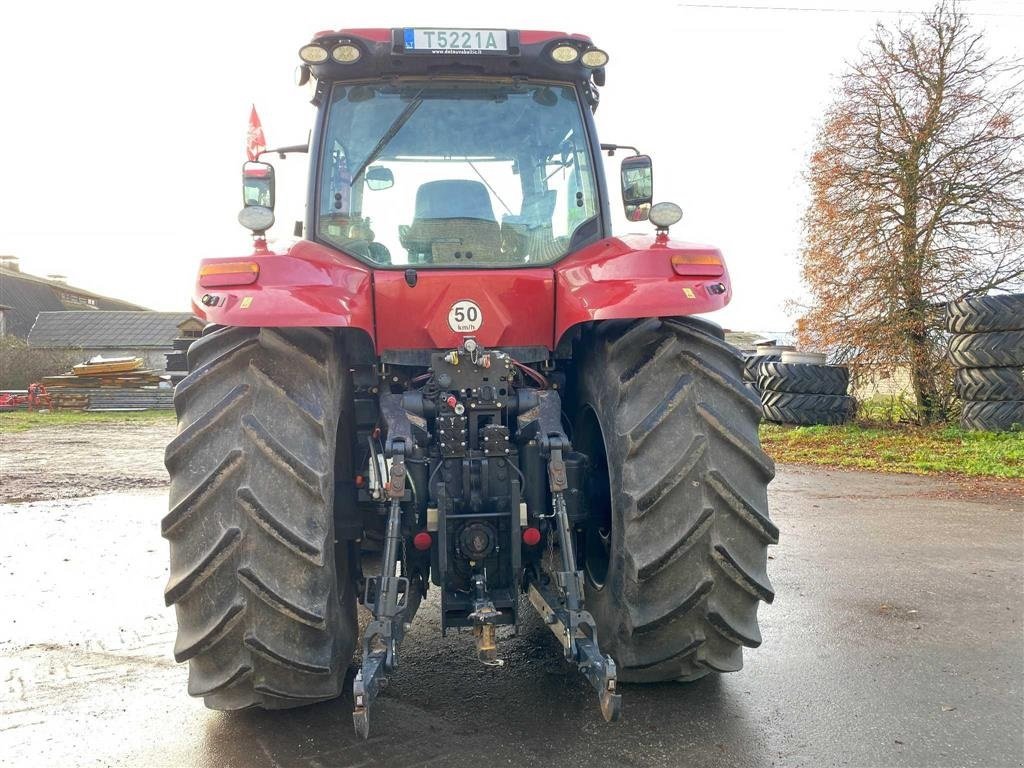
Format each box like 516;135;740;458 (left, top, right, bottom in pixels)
781;351;827;365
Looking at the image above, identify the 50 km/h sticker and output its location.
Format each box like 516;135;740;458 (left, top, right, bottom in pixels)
448;300;483;333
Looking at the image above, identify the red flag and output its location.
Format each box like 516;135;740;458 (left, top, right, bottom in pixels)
246;105;267;161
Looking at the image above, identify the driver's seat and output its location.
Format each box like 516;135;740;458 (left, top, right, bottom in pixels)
401;180;501;263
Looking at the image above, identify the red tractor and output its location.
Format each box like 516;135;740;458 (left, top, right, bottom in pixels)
164;27;776;738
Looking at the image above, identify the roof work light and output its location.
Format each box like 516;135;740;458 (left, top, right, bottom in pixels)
298;44;329;63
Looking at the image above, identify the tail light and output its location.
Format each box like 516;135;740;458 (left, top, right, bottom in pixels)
199;261;260;287
670;252;724;278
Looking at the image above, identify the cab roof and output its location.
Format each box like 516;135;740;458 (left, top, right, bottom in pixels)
300;28;605;87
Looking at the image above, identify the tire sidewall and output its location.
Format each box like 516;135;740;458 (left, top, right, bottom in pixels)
575;357;631;655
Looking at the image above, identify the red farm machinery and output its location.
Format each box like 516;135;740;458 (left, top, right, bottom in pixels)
163;27;777;738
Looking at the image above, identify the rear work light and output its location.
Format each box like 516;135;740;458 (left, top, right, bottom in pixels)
332;44;361;63
299;44;329;63
649;202;683;229
199;261;260;287
581;49;609;68
550;44;579;63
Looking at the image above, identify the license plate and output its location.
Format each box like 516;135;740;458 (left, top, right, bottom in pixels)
404;28;508;53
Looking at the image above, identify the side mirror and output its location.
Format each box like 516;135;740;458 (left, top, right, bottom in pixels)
240;161;275;234
365;166;394;191
242;161;275;210
620;154;653;222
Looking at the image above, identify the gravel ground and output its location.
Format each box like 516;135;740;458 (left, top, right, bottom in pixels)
0;421;1022;767
0;420;176;503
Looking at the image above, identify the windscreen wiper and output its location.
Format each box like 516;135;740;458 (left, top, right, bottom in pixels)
349;95;423;186
465;158;512;215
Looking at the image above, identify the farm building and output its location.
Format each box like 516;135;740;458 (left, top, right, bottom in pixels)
28;312;203;371
724;330;766;353
0;256;147;339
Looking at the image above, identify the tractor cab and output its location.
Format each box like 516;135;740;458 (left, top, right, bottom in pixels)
260;29;653;270
315;78;600;268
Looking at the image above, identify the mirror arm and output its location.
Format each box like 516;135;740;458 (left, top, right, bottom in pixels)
257;143;309;160
600;143;641;157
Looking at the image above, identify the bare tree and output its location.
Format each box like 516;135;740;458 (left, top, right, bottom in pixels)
797;0;1024;421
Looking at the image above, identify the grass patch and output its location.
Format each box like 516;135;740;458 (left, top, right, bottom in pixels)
3;409;1019;478
855;394;927;424
0;409;175;434
760;422;1024;478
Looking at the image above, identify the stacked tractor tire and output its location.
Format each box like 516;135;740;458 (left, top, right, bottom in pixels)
751;350;855;426
741;349;782;397
165;335;198;384
946;294;1024;432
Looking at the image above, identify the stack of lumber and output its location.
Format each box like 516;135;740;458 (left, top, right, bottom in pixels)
72;388;173;411
41;357;162;389
41;356;174;411
50;392;90;411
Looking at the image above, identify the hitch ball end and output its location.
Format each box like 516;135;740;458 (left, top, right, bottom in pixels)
600;689;622;722
353;707;370;739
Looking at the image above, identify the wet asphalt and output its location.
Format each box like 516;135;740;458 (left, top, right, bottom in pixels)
1;466;1022;768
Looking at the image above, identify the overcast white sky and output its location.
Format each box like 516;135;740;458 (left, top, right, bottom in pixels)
1;0;1020;333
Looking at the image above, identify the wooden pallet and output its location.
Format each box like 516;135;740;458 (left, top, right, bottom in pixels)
44;387;175;411
71;357;144;376
51;393;90;411
42;370;164;390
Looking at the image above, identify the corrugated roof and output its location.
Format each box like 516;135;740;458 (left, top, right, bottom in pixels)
1;271;66;338
28;311;199;349
0;267;147;339
724;331;765;353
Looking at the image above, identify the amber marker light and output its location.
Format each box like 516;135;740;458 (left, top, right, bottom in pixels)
670;252;725;278
199;261;260;287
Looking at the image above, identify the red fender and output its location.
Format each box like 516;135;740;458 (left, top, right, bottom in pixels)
192;240;375;344
192;235;730;353
553;233;731;347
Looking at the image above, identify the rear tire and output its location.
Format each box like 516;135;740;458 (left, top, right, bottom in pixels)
574;318;777;683
761;391;855;425
953;367;1024;402
163;326;357;709
757;361;849;395
742;352;781;383
960;400;1024;431
945;294;1024;334
948;330;1024;368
